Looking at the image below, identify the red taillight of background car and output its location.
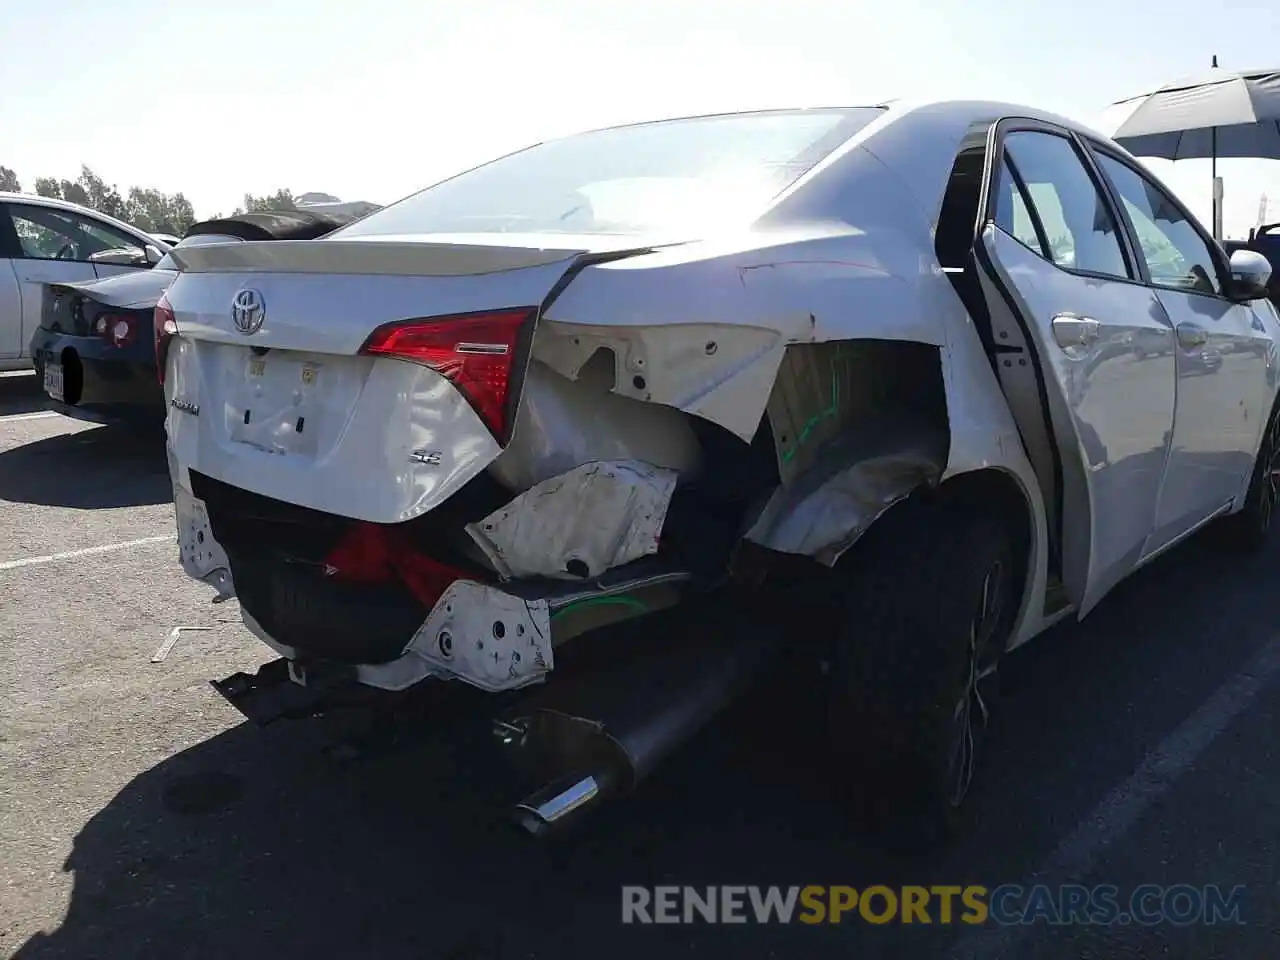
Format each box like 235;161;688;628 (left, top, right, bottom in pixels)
358;308;534;442
154;294;179;385
93;313;138;349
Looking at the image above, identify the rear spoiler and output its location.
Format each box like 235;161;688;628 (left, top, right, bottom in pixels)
166;239;640;277
185;210;348;243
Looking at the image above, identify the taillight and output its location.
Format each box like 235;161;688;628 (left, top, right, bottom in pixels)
359;308;533;441
154;294;178;385
93;312;138;349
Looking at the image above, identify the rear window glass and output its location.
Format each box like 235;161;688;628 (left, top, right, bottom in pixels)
332;108;885;239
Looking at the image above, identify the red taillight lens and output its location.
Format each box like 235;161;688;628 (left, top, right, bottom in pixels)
322;522;474;610
154;294;178;385
359;308;533;441
94;312;138;349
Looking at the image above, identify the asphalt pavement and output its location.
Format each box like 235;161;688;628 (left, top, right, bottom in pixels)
1;367;1278;960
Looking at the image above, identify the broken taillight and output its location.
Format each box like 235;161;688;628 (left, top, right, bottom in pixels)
94;313;139;349
322;521;472;610
358;308;533;442
154;294;178;385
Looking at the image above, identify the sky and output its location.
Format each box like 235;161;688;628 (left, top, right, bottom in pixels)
3;0;1280;237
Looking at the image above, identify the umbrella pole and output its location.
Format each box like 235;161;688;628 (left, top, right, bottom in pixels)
1211;127;1222;241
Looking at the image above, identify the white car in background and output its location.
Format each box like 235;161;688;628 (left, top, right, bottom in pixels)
0;192;168;371
157;100;1280;839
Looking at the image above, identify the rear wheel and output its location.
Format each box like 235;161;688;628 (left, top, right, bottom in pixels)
1219;400;1280;552
826;498;1016;839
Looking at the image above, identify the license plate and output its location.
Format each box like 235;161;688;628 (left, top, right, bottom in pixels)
43;362;64;402
248;358;266;378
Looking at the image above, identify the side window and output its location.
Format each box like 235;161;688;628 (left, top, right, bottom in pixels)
993;158;1045;255
78;220;146;263
7;205;144;264
1001;131;1132;280
1093;153;1222;296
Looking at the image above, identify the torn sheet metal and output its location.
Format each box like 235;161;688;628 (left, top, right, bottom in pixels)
403;580;553;693
466;460;678;581
743;414;948;565
173;482;235;600
489;361;701;493
532;321;786;441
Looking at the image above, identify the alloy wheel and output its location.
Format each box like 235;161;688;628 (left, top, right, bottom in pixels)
1260;413;1280;534
946;559;1007;808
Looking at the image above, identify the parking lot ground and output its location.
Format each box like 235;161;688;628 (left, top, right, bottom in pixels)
2;368;1280;960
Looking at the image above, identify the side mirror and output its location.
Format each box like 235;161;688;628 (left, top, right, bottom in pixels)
1229;248;1273;300
144;244;164;266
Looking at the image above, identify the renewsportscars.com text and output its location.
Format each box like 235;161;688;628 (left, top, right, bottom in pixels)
621;884;1246;926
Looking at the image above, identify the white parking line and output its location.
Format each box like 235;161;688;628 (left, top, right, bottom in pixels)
0;411;59;423
951;632;1280;958
0;536;172;572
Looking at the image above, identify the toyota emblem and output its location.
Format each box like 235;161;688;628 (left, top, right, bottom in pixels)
230;288;266;335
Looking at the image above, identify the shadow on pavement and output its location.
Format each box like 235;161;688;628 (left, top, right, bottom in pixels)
0;422;169;508
0;371;45;417
10;531;1280;960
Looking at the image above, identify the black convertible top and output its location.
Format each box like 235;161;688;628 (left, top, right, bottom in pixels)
183;209;347;242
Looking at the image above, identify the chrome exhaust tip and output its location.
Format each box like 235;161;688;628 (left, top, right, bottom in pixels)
512;772;608;836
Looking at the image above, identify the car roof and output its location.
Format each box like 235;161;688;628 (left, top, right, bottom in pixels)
0;191;159;245
538;99;1116;148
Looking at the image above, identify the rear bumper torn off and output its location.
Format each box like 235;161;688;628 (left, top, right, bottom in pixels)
174;481;234;599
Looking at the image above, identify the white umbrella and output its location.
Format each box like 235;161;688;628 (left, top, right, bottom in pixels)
1110;58;1280;238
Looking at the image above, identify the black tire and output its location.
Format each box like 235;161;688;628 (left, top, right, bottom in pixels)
1218;399;1280;552
826;497;1016;839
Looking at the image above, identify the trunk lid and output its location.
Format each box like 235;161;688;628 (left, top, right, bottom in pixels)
163;235;655;523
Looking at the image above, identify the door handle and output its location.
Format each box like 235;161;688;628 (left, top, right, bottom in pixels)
1176;323;1208;348
1051;314;1100;348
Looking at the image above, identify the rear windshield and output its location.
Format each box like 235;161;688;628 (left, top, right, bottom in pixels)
333;107;885;239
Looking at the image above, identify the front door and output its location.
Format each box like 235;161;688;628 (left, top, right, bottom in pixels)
1089;148;1275;554
978;124;1178;617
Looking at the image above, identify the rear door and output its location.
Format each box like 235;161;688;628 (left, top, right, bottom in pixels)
977;122;1178;616
1;202;101;357
1088;146;1275;553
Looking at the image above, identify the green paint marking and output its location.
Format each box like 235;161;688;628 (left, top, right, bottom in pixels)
780;367;841;464
550;595;650;622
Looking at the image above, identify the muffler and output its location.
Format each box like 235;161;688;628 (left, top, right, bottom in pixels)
493;596;778;836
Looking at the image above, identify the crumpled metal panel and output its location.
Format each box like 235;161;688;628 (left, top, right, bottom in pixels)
743;414;948;565
404;580;554;692
489;361;702;493
466;459;678;581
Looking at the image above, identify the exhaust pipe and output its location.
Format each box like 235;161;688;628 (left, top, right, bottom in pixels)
495;598;777;836
512;771;616;836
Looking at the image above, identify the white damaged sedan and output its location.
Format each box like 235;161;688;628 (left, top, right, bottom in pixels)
157;100;1280;836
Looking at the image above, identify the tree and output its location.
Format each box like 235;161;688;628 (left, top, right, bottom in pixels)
234;188;297;215
124;187;196;235
26;167;195;234
73;166;127;221
16;161;302;232
33;177;61;199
